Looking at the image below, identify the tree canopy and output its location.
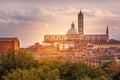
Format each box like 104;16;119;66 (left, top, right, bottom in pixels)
0;50;111;80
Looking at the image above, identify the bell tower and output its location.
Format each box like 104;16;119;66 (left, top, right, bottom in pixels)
106;25;109;40
78;10;84;35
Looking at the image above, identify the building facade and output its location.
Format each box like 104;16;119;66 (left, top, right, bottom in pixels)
43;11;109;50
0;37;20;54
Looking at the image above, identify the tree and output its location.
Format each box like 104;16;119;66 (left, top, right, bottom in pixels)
0;50;111;80
101;61;120;80
3;66;60;80
59;62;110;80
105;62;120;79
0;50;40;80
101;61;113;70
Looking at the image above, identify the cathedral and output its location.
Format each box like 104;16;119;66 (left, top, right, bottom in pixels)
43;10;109;50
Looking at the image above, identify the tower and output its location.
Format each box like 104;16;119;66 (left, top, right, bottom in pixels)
106;25;109;40
78;10;84;34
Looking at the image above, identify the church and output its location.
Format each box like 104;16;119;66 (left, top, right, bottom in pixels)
43;11;109;50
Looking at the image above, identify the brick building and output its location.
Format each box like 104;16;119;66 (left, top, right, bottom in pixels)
0;37;20;54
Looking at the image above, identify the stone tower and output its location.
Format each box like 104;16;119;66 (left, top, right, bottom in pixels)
78;10;84;34
106;25;109;40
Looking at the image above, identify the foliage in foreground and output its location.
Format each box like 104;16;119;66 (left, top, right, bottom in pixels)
101;61;120;80
0;50;111;80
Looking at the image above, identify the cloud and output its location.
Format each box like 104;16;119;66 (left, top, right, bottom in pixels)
93;9;120;26
1;7;120;34
84;9;120;18
83;9;120;26
94;9;120;18
0;0;120;47
0;7;57;26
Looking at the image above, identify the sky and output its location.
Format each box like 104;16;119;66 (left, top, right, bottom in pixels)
0;0;120;48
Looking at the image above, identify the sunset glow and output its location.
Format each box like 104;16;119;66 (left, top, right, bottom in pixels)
0;0;120;47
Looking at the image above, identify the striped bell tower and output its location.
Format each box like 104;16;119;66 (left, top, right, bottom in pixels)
106;25;109;40
78;10;84;35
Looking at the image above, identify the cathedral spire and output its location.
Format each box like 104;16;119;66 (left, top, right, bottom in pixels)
80;10;82;14
106;25;109;40
78;10;84;34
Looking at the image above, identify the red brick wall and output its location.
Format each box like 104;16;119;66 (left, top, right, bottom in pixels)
0;41;14;54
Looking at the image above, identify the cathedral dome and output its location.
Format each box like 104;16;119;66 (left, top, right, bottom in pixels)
67;22;79;35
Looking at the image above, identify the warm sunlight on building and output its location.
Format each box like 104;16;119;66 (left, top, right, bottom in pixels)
25;10;120;68
0;37;20;54
43;10;109;50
